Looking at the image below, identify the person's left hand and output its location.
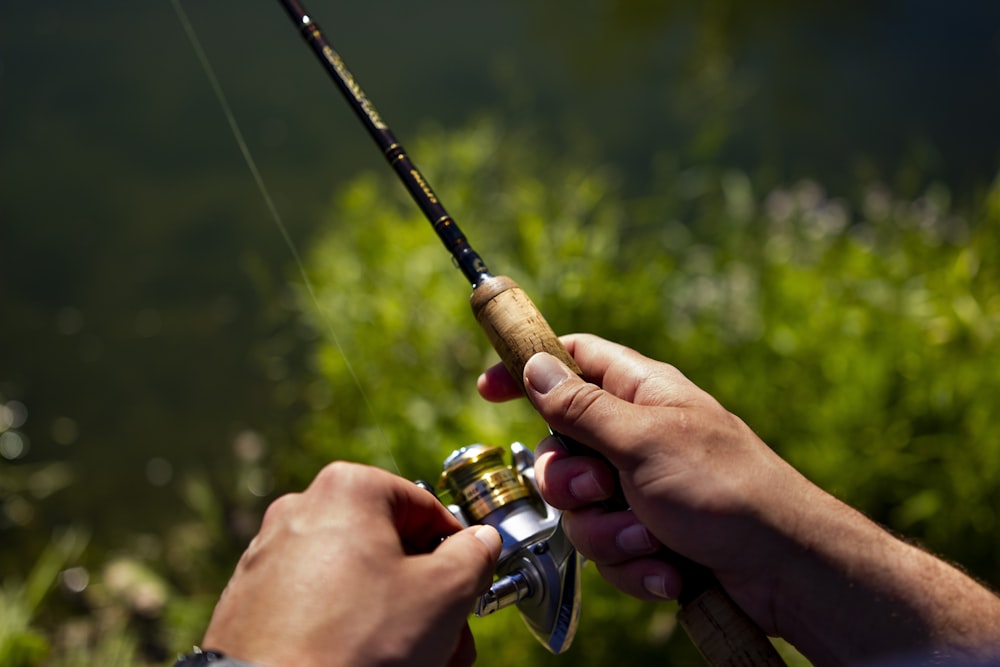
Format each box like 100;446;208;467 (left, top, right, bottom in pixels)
202;461;502;667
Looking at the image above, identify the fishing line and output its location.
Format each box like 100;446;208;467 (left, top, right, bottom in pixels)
169;0;400;474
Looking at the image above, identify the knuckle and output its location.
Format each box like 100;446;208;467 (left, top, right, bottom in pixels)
260;491;300;530
559;382;606;425
310;460;375;496
314;459;356;485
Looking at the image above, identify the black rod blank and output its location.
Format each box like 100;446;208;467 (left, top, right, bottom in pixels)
277;0;492;287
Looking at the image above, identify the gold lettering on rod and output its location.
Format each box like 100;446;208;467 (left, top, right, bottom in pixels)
321;46;388;130
411;169;438;204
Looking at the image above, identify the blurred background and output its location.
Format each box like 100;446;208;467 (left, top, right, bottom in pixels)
2;1;999;665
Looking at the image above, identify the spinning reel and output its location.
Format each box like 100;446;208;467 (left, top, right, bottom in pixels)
419;443;582;654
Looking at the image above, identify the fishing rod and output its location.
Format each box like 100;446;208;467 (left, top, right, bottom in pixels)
276;1;785;664
274;0;576;382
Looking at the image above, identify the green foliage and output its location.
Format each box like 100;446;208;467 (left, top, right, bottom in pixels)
10;117;995;667
0;528;88;667
0;462;255;666
294;118;999;664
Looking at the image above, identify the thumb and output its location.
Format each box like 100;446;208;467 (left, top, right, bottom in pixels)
524;352;643;468
431;524;502;600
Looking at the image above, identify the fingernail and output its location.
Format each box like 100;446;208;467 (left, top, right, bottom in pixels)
644;575;672;599
568;471;607;503
525;353;573;395
616;523;654;555
472;525;502;552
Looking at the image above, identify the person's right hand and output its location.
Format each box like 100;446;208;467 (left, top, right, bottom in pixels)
478;334;1000;666
479;333;821;634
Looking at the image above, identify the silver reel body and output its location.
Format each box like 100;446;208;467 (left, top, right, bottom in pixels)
430;442;582;654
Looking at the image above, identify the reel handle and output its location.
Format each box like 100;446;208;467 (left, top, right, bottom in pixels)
469;274;785;667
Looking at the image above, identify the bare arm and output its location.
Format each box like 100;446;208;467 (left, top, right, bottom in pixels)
479;334;1000;665
772;490;1000;665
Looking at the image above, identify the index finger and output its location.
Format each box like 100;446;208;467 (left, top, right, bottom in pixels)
477;333;694;406
385;468;466;553
305;462;463;554
560;334;700;407
477;360;523;402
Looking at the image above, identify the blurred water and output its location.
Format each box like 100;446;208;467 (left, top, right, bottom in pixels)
1;0;998;564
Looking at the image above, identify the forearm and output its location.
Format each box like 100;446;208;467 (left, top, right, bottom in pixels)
775;489;1000;666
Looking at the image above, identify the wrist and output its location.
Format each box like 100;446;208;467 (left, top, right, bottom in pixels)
173;647;262;667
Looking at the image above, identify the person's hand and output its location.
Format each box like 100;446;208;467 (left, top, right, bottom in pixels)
202;462;502;667
478;333;815;632
478;334;1000;665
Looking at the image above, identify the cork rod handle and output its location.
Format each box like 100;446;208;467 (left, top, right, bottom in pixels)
470;275;580;389
469;274;785;667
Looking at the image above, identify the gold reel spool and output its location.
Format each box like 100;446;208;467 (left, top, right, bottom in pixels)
437;444;532;522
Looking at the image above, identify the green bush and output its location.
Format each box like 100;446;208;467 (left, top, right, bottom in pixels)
292;117;999;664
12;116;996;667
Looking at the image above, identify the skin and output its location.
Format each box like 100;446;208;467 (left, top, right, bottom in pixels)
478;334;1000;666
202;462;501;667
